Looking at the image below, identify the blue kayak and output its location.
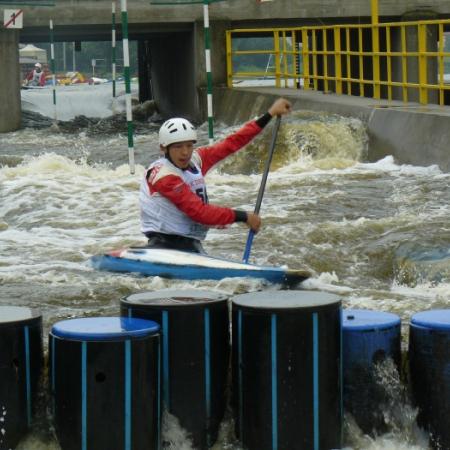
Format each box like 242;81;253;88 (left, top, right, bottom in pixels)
91;247;310;285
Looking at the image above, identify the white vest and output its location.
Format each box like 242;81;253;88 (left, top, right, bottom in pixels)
140;155;209;240
32;70;41;83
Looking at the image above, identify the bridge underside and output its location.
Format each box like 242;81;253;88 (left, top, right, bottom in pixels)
20;22;193;42
20;19;233;122
19;23;204;121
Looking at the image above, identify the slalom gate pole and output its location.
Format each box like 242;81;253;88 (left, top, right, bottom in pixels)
49;20;57;123
112;1;116;99
120;0;135;174
203;0;214;144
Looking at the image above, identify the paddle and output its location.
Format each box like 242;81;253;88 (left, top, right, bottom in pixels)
242;115;282;264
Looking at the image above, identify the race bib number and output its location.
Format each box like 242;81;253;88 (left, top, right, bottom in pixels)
195;187;209;204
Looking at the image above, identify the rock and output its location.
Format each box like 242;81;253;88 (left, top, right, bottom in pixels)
132;100;158;120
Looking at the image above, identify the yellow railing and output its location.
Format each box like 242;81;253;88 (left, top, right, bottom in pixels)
226;19;450;105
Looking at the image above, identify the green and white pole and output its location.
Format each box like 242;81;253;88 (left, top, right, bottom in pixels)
49;20;57;123
112;1;116;98
203;0;214;144
120;0;135;174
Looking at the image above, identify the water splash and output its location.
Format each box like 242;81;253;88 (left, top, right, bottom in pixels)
216;111;368;175
0;405;8;450
394;245;450;287
344;359;429;450
161;410;195;450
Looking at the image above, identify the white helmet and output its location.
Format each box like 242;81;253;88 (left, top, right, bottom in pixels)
35;62;42;69
159;118;197;147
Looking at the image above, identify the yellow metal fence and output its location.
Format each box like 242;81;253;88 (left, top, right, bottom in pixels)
226;20;450;105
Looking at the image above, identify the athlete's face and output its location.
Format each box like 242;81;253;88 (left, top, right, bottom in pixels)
167;141;195;169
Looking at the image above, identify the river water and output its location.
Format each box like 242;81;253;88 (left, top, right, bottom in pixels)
1;84;449;450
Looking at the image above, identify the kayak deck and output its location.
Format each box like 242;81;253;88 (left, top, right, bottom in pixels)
91;247;310;285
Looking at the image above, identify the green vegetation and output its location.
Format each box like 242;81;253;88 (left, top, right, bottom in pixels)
232;37;297;76
232;32;450;79
444;34;450;74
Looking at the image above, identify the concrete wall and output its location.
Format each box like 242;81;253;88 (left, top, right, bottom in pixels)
210;87;450;172
0;29;21;132
368;107;450;170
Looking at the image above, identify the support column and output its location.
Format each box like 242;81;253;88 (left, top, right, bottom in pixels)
392;10;439;103
138;39;152;103
0;29;21;132
148;31;196;120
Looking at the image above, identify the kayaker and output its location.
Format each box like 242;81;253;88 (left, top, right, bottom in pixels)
140;98;292;253
25;62;46;87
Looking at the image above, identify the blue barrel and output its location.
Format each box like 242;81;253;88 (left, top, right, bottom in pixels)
232;290;342;450
49;317;160;450
342;309;401;435
0;306;43;450
409;309;450;450
121;289;229;450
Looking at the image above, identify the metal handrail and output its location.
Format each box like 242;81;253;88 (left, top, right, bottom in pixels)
226;19;450;105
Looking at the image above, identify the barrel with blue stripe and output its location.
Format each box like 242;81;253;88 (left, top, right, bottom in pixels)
231;290;342;450
49;317;160;450
409;309;450;450
121;289;229;450
342;309;401;435
0;306;43;450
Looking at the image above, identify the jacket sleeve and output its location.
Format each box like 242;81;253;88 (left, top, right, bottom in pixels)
197;120;263;175
152;174;237;226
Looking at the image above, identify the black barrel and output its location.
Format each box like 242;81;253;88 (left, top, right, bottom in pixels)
49;317;160;450
232;290;342;450
0;306;43;450
409;309;450;450
342;309;401;435
121;289;229;450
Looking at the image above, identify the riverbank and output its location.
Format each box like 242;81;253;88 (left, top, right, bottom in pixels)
211;86;450;172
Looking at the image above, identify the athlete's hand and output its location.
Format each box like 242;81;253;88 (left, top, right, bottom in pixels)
268;98;292;117
246;212;261;233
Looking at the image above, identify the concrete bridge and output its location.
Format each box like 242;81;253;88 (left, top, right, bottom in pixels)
1;0;450;131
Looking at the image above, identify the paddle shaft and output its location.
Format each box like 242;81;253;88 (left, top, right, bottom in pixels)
242;115;282;263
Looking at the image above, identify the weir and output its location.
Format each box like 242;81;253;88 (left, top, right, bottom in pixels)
210;86;450;172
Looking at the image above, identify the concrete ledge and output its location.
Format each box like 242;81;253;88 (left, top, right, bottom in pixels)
368;106;450;171
211;86;450;172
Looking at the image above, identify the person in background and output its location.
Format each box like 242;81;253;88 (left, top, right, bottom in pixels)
26;62;46;87
140;97;292;254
